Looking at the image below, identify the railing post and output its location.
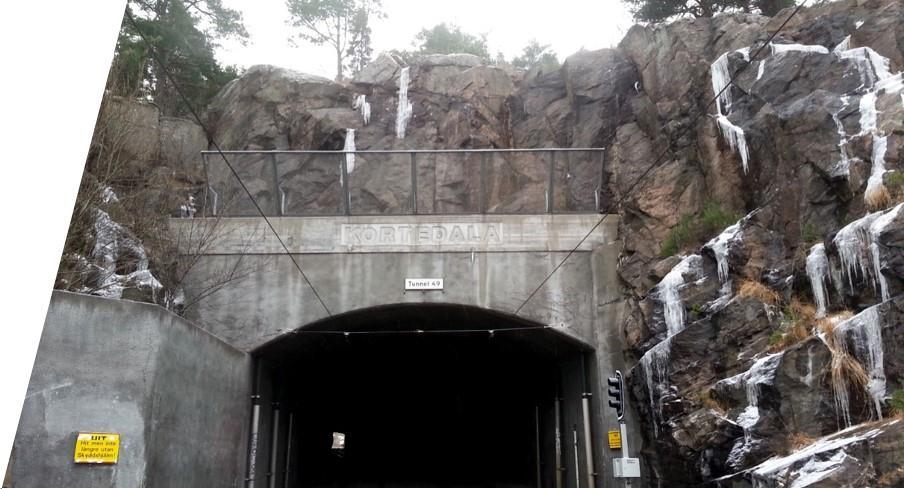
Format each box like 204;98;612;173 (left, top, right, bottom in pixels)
480;153;488;214
410;153;418;214
270;153;281;216
547;151;556;214
340;153;351;216
202;152;211;216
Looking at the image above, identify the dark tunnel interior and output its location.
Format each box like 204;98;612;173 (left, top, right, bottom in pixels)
252;304;590;488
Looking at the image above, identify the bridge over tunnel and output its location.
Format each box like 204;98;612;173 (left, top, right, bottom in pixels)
251;304;592;487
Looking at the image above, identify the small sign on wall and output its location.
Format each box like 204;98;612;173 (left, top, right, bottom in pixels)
608;430;622;449
405;278;443;291
74;433;120;464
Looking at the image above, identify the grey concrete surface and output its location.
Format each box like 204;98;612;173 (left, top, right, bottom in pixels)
176;213;636;486
9;291;251;488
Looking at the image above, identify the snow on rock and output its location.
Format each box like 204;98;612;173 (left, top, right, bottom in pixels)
833;304;887;418
395;66;413;138
806;243;831;318
716;114;750;173
746;420;894;487
770;42;830;55
101;186;118;204
353;94;371;125
89;209;162;301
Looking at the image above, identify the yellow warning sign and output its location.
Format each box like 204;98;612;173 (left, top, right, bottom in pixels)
608;430;622;449
74;433;120;464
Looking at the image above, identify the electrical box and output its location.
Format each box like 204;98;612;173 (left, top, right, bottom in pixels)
613;457;641;478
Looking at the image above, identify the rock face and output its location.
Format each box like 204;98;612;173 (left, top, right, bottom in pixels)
177;0;904;486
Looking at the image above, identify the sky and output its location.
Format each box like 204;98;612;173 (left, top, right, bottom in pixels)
215;0;636;78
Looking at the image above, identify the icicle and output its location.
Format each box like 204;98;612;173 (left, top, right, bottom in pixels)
720;353;784;469
343;128;356;174
868;203;900;301
706;221;742;286
395;67;413;139
353;94;371;125
640;338;673;437
831;96;852;177
658;254;703;336
833;204;901;299
756;60;766;81
865;135;888;208
711;52;733;115
179;195;196;218
716;114;750;173
858;91;878;135
807;243;831;318
834;306;886;418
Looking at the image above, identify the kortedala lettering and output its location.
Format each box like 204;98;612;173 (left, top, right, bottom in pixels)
341;223;504;246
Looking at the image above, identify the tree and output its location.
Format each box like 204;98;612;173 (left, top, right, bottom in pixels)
624;0;794;23
286;0;384;81
512;39;560;71
412;23;490;60
113;0;247;116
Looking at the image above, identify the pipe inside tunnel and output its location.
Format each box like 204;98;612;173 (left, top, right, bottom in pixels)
248;304;596;488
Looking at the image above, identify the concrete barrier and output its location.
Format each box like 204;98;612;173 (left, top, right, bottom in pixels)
8;291;251;487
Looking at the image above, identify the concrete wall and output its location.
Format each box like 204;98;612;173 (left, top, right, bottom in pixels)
9;291;251;488
175;214;620;351
174;213;644;485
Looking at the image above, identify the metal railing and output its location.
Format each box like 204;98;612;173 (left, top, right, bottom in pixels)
200;149;607;217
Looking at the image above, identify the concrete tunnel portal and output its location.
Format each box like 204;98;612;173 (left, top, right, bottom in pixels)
249;303;598;488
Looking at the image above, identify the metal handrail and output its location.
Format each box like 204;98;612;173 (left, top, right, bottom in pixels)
201;148;607;217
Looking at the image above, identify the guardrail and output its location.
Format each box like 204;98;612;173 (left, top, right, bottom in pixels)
200;149;607;217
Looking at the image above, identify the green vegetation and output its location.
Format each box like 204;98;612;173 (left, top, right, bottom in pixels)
802;222;818;244
512;40;560;71
891;389;904;416
887;172;904;189
412;23;490;60
659;201;741;257
114;0;247;116
623;0;794;23
769;330;784;346
286;0;384;80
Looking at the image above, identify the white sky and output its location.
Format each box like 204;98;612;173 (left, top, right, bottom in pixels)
215;0;636;78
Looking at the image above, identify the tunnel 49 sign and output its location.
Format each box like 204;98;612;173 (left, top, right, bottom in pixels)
405;278;443;290
73;433;120;464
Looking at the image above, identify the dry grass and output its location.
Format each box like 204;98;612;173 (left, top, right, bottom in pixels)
768;298;818;352
785;432;816;453
816;311;855;345
738;279;781;304
692;389;728;414
865;184;892;211
831;349;871;397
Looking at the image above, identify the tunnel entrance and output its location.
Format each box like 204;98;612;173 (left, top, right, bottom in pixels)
249;304;594;488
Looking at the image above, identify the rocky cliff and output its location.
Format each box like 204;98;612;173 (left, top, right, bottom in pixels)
92;0;904;485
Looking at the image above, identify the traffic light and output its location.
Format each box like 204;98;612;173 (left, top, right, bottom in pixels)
607;370;624;420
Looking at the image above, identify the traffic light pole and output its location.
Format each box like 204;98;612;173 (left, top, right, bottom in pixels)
608;370;639;485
